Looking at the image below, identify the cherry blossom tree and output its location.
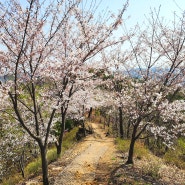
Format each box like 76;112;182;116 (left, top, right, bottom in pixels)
41;0;129;155
0;0;129;183
0;0;80;184
0;120;36;179
97;10;185;165
121;10;185;164
100;46;133;138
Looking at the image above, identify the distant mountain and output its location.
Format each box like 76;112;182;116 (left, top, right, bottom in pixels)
0;75;14;83
123;67;170;78
0;76;6;83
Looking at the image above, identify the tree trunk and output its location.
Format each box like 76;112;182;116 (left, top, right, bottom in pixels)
56;111;66;155
88;107;92;120
144;135;150;148
126;125;137;164
126;119;131;138
82;120;86;137
119;107;124;138
108;116;110;127
82;105;86;137
39;143;49;185
19;150;25;178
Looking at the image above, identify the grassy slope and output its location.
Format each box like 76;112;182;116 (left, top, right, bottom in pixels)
1;127;78;185
2;124;185;185
110;138;185;185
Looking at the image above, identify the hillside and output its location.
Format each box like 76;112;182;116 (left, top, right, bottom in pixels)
16;122;185;185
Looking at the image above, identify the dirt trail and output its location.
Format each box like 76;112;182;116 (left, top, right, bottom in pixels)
53;123;117;185
19;122;185;185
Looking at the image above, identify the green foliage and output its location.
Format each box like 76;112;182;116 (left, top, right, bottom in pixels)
24;127;78;177
52;121;61;137
52;119;76;137
47;148;58;163
178;137;185;153
167;91;185;102
145;137;168;156
62;127;78;150
95;109;100;116
24;127;78;176
164;137;185;169
25;158;42;176
115;138;130;153
65;119;74;130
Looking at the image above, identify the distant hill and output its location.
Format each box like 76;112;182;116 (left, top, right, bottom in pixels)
0;75;14;83
124;67;170;79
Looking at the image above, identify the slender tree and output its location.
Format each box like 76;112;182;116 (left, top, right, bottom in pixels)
0;0;79;184
44;0;129;155
122;10;185;164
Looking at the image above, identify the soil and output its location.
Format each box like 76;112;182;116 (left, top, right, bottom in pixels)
51;122;118;185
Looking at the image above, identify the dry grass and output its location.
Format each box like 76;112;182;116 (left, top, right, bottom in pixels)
114;138;185;184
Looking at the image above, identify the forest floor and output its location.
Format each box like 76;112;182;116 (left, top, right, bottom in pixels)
23;122;185;185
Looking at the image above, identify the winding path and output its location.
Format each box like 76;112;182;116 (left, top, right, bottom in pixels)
53;123;117;185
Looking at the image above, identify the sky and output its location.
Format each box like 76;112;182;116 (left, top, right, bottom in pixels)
91;0;185;67
96;0;185;29
2;0;184;27
1;0;185;44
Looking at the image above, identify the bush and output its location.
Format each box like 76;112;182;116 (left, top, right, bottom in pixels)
65;119;74;130
178;137;185;153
